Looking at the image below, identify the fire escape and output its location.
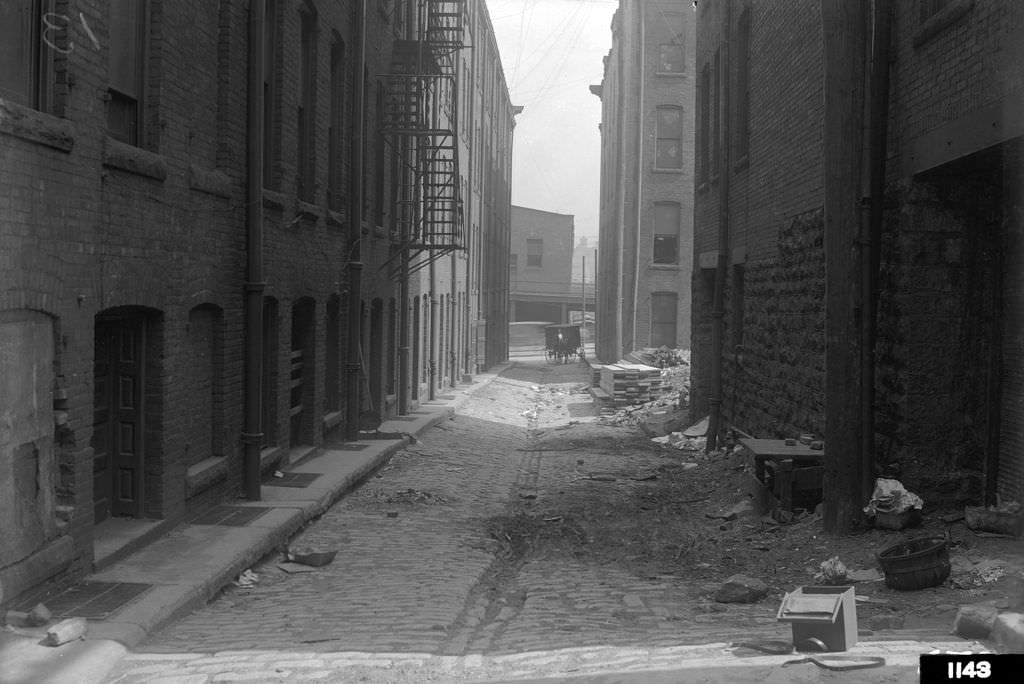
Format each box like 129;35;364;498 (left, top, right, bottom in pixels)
382;0;465;278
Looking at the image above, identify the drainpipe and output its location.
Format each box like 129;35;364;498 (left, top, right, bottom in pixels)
706;0;733;452
631;5;646;353
344;0;367;441
242;0;266;501
397;0;415;415
862;0;892;498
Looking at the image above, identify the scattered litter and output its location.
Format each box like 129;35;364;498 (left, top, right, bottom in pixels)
630;472;659;481
274;470;284;478
43;617;87;646
278;562;318;574
815;556;848;585
965;504;1023;538
286;546;337;567
863;478;923;516
234;569;260;587
846;568;883;582
683;416;709;438
543;516;563;523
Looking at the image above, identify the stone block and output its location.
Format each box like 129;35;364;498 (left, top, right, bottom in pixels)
953;604;999;639
991;612;1024;653
714;574;769;603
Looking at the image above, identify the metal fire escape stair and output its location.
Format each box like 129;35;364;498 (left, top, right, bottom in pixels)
381;0;466;279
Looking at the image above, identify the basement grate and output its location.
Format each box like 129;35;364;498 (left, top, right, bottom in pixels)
14;581;153;621
263;472;322;488
190;505;271;526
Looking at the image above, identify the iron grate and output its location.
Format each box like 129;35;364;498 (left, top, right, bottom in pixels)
14;581;153;621
190;505;271;526
263;472;322;488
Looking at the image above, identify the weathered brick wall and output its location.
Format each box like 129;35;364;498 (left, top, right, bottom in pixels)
729;209;826;439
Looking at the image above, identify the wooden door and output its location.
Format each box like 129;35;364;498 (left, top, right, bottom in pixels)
93;316;144;522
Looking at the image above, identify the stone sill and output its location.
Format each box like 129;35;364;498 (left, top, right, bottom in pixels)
654;71;687;78
0;98;74;152
189;164;233;198
649;263;682;270
327;209;346;229
262;189;286;211
297;200;324;222
652;167;686;175
914;0;974;48
323;410;343;431
185;457;227;499
102;137;168;181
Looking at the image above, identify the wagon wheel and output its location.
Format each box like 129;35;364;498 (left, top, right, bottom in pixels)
545;348;559;364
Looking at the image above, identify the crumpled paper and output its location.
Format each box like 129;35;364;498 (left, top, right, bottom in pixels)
863;478;923;516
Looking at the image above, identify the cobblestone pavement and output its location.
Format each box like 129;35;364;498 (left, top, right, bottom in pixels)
104;360;955;683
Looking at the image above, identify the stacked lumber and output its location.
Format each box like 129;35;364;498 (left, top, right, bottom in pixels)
598;363;662;406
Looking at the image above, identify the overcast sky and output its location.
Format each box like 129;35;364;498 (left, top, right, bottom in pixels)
487;0;618;241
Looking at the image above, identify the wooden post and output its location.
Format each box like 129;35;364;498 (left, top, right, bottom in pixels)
820;0;869;532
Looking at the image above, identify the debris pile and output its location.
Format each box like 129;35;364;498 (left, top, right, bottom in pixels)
597;364;663;406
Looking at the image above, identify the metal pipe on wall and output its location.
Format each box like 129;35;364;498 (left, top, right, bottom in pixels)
243;0;266;501
706;0;733;452
344;0;367;441
862;0;892;498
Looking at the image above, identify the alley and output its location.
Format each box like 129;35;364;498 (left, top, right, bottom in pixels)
101;358;977;684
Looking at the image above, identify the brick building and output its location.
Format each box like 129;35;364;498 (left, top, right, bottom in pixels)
509;206;575;324
0;0;513;607
591;0;696;363
691;0;1024;507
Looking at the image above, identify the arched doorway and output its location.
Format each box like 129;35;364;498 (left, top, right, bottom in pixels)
93;306;163;521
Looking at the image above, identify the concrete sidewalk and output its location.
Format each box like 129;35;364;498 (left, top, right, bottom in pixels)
0;368;506;684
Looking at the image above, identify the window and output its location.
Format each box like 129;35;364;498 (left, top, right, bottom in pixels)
328;35;345;211
734;9;751;162
698;63;710;183
297;3;317;202
712;47;721;177
655;106;683;170
653;202;680;264
108;0;148;146
651;292;678;348
657;13;686;73
526;239;542;268
373;81;385;226
0;0;56;112
263;0;280;188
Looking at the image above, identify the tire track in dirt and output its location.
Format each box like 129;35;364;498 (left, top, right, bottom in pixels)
441;376;546;656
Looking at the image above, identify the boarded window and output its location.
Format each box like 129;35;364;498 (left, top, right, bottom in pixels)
657;12;685;73
651;292;678;348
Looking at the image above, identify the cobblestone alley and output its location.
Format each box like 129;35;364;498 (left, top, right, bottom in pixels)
103;358;958;683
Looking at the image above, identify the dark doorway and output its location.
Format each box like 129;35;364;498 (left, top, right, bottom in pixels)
290;298;316;447
93;311;149;522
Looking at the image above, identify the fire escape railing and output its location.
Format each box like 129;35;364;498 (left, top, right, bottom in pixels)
382;0;466;278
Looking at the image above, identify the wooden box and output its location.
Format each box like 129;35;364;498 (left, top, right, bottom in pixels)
777;585;858;652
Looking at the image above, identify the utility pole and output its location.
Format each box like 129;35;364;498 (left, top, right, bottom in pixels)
821;0;869;533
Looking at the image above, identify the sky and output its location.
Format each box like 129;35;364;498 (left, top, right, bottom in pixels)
486;0;619;241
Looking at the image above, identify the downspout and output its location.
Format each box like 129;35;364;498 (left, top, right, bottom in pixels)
862;0;892;498
707;0;732;452
243;0;265;500
631;6;646;353
397;0;415;415
344;0;367;441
